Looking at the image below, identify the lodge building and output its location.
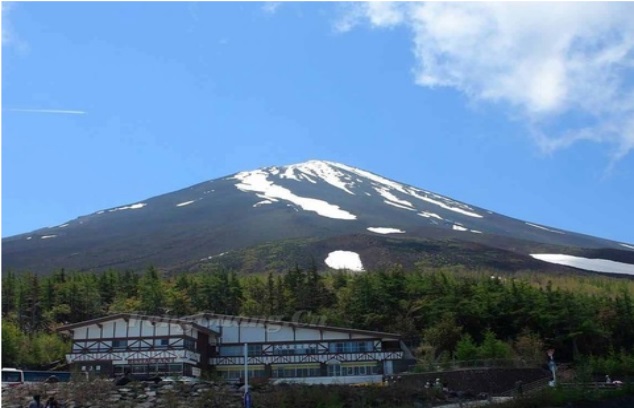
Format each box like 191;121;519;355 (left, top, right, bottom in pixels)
58;313;414;384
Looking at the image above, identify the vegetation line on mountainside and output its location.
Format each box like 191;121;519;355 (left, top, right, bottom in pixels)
2;265;634;375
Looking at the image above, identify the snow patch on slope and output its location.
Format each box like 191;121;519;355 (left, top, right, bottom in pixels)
280;161;356;194
41;235;57;239
374;187;414;208
419;211;443;220
367;227;405;234
453;224;468;232
408;190;483;218
526;222;565;234
621;243;634;250
325;251;364;271
530;254;634;276
109;203;146;212
254;200;273;207
177;200;195;207
325;161;482;218
384;201;416;211
233;170;357;220
200;252;228;262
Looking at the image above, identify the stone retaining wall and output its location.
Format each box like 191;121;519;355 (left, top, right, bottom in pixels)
1;380;244;408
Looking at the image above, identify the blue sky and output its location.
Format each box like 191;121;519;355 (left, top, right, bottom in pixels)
2;2;634;244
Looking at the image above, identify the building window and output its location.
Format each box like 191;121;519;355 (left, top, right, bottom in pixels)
184;338;196;350
328;341;373;354
155;338;169;349
328;364;377;377
272;365;320;378
218;346;242;356
273;345;295;356
112;340;128;350
248;344;262;356
218;345;262;356
121;363;185;376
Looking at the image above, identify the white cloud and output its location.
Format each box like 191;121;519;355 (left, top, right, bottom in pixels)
2;2;29;54
336;2;634;162
262;2;281;15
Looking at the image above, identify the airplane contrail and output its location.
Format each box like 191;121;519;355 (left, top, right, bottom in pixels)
7;108;86;115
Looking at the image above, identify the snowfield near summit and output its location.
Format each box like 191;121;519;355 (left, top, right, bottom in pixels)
278;161;356;194
234;160;483;220
530;254;634;275
233;170;357;220
367;227;405;234
325;251;365;271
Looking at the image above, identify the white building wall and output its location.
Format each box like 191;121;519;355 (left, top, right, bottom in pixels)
103;321;116;338
127;319;142;337
266;325;294;342
220;326;240;343
86;325;100;339
322;331;349;340
114;320;127;337
154;324;170;337
295;328;321;341
240;326;266;343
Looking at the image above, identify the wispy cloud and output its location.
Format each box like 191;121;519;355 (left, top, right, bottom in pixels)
336;3;634;163
2;2;29;54
262;2;281;15
7;108;87;115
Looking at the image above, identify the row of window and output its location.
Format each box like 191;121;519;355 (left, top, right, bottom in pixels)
113;364;193;376
218;341;376;357
219;368;266;380
217;364;379;379
327;364;378;377
273;366;321;378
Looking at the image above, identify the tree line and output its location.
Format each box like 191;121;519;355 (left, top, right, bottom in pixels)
2;265;634;373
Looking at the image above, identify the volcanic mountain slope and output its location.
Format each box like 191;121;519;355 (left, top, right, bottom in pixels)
3;160;634;276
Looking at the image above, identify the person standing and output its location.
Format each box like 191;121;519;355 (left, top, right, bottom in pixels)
45;396;59;408
27;395;42;408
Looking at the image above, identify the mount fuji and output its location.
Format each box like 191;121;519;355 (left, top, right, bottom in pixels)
3;160;634;276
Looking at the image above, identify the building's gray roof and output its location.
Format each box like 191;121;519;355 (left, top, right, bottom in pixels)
184;312;402;340
56;313;220;337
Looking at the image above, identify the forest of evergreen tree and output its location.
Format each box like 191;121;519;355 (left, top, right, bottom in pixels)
3;265;634;374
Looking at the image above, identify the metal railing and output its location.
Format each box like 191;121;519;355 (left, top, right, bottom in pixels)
409;358;541;373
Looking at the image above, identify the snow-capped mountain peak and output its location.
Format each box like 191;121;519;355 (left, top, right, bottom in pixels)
232;160;483;221
3;159;633;276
